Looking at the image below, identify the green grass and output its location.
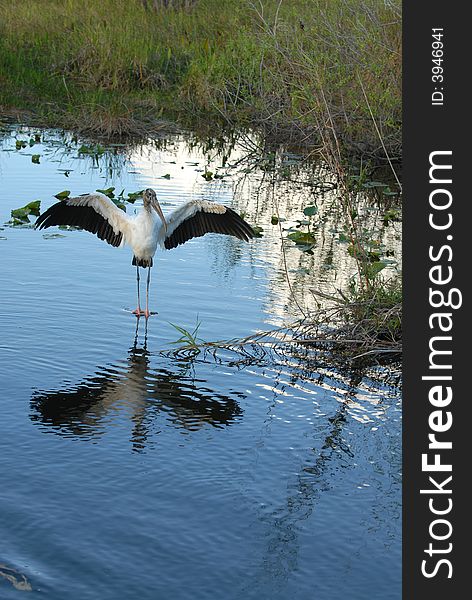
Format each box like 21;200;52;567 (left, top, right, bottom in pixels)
0;0;401;159
345;276;402;344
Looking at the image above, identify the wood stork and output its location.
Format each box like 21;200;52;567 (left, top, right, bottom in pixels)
35;188;255;317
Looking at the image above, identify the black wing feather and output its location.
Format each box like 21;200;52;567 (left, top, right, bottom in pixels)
164;206;254;250
35;202;123;247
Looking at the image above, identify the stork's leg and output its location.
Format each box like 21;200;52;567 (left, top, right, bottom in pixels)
133;265;143;317
144;267;151;318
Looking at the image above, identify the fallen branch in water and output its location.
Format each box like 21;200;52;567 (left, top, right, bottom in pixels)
161;287;402;369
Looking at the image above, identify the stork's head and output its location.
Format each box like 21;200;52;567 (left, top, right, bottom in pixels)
143;188;167;230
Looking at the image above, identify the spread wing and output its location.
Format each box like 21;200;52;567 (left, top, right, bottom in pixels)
158;200;254;250
35;193;133;247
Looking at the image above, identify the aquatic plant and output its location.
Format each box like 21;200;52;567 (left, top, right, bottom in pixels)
168;319;205;356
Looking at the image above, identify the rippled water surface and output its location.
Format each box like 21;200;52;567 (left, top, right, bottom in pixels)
0;128;401;599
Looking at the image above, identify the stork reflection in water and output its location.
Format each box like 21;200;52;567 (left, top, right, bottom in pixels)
30;321;243;451
35;188;255;317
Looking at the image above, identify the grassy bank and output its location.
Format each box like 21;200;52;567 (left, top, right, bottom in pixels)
0;0;401;161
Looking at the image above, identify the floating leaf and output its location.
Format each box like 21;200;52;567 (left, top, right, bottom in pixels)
126;190;144;203
78;144;105;156
303;205;318;217
362;180;388;189
42;233;66;239
368;251;382;262
367;239;382;249
161;173;171;179
15;140;27;150
54;190;71;200
252;225;264;237
288;231;316;245
11;200;41;222
32;154;40;164
5;218;34;228
96;187;116;198
297;244;315;254
271;215;279;225
11;208;30;221
202;170;213;181
111;199;126;212
383;209;401;226
24;200;41;214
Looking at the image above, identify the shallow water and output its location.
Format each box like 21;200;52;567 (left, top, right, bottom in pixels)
0;128;401;599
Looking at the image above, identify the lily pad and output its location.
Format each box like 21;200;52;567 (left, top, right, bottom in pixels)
362;180;388;189
96;187;116;198
78;144;105;156
296;244;315;254
54;190;71;200
43;233;66;239
287;231;316;245
11;200;41;222
303;205;318;217
5;218;34;228
383;209;401;225
111;199;126;212
126;190;144;203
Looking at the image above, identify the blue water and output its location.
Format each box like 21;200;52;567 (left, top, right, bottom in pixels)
0;128;401;599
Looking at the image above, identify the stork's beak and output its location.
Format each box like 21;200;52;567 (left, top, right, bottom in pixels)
152;198;167;231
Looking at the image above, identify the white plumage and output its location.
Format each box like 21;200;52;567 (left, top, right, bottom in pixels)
35;188;254;317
